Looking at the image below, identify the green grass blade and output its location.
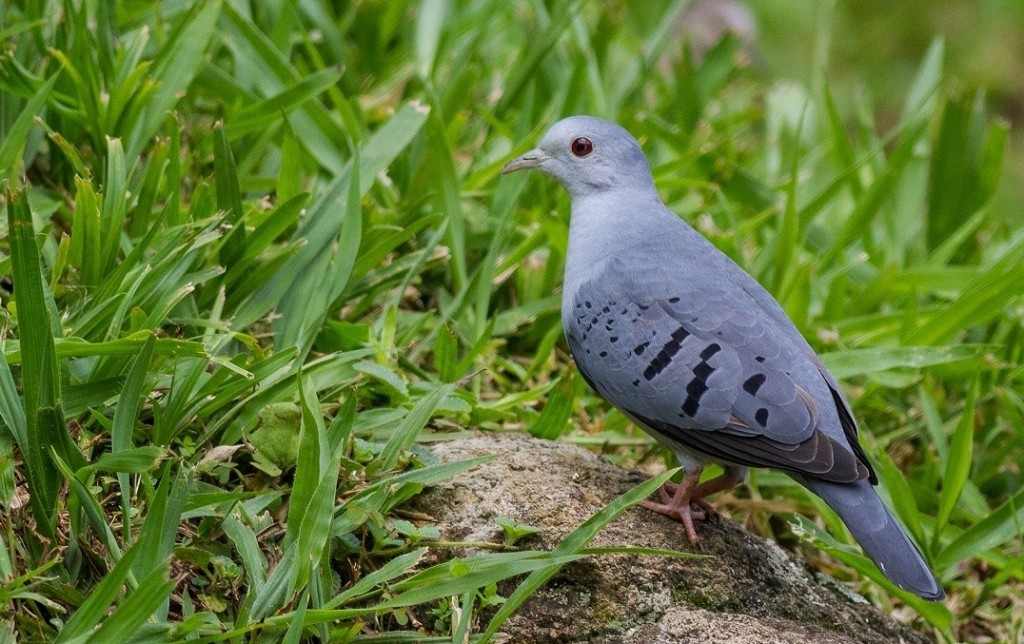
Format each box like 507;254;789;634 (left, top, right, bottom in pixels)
324;548;427;608
99;137;127;277
85;446;164;475
286;373;328;546
68;176;103;285
82;560;173;643
0;73;58;177
933;377;977;550
377;384;454;472
0;352;27;449
222;511;267;595
935;486;1024;571
226;67;343;139
54;542;142;642
819;344;992;379
247;542;297;622
129;0;223;159
214;122;246;265
5;185;66;537
529;371;576;439
283;589;308;644
377;552;588;610
133;462;191;583
415;0;447;78
111;332;155;538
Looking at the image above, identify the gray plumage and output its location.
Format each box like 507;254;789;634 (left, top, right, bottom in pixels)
502;115;944;600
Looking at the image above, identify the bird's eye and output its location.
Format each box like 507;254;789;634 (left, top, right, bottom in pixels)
570;137;594;157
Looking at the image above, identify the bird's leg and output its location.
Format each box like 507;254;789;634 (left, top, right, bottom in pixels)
647;467;746;538
640;467;704;543
687;468;745;517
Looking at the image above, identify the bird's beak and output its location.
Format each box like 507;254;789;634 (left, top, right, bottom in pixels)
501;148;548;174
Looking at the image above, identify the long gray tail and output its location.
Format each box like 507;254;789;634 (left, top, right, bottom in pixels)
800;478;944;600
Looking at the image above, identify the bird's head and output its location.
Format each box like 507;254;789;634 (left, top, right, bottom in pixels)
502;116;656;198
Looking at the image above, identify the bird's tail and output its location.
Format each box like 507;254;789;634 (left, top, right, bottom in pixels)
801;478;944;600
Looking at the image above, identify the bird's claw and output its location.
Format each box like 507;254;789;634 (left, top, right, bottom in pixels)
641;475;729;543
640;498;704;542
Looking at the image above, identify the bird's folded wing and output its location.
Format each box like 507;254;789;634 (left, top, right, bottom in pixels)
565;278;871;482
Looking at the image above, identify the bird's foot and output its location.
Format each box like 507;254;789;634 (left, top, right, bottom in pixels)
639;469;707;543
659;480;719;519
639;497;706;543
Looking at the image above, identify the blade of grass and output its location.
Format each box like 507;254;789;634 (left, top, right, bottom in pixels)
111;333;156;540
53;542;142;643
133;462;191;584
225;67;343;139
79;560;173;644
214;122;246;265
0;73;58;178
129;0;223;159
819;344;992;379
377;384;454;472
6;185;67;537
932;377;977;551
529;371;576;439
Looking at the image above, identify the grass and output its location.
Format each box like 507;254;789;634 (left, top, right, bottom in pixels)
0;0;1022;641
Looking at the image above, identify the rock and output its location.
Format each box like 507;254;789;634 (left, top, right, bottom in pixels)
412;432;931;644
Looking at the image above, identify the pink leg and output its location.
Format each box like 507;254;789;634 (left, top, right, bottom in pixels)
641;468;744;543
640;467;704;542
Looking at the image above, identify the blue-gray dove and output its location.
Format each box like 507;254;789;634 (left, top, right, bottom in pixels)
502;115;944;600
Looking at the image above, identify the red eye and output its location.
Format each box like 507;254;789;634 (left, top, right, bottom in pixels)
570;137;594;157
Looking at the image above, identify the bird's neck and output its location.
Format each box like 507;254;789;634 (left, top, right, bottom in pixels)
563;188;665;298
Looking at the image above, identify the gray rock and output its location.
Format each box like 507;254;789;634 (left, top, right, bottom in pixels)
413;432;931;644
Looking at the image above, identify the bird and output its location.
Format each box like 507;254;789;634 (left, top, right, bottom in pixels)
501;115;944;601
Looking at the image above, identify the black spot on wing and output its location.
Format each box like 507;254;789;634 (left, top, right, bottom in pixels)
693;361;715;381
680;377;709;417
633;341;650;356
743;374;766;396
681;397;700;417
643;355;670;381
755;408;769;426
686;378;709;399
700;343;721;360
642;326;691;381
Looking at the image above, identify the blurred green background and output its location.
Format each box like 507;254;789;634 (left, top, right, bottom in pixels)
753;0;1024;220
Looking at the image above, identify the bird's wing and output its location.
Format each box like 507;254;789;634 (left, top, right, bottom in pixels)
565;272;871;483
